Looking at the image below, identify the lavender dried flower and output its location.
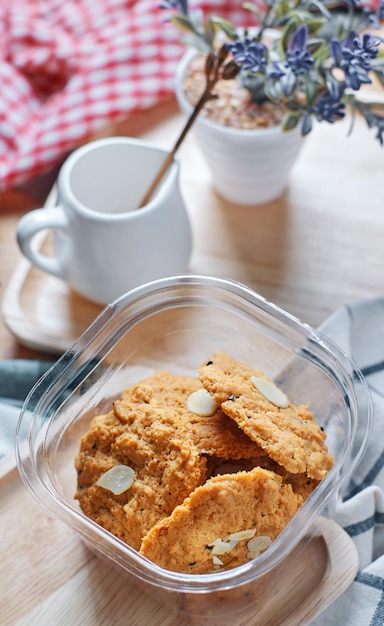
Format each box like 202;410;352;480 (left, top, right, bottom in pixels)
161;0;384;142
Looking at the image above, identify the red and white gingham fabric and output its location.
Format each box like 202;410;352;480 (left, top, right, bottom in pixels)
0;0;253;192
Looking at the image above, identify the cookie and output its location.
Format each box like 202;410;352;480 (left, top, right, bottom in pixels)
120;370;201;408
75;402;207;550
119;370;266;461
249;452;319;499
198;352;334;480
75;359;333;573
140;466;303;574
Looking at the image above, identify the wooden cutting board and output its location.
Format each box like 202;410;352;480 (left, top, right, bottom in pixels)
1;451;358;626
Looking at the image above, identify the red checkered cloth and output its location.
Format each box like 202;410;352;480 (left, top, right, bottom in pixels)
0;0;253;192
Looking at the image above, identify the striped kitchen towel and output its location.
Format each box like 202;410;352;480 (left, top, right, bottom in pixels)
312;296;384;625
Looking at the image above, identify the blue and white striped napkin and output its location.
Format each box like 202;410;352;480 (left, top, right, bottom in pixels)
312;296;384;626
0;359;53;458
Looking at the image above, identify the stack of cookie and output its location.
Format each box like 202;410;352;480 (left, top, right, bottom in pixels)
75;351;334;574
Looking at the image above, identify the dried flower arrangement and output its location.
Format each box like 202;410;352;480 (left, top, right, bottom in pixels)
162;0;384;136
140;0;384;205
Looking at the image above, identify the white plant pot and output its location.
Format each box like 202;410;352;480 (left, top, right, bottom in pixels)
175;49;305;206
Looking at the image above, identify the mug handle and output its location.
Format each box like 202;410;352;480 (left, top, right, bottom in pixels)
16;207;69;279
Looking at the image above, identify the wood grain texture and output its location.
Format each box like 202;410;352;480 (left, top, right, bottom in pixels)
0;453;358;626
1;101;384;356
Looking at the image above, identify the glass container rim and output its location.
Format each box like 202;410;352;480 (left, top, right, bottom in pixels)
15;274;372;592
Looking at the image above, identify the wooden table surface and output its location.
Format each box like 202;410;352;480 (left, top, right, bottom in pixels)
1;96;384;625
1;97;384;360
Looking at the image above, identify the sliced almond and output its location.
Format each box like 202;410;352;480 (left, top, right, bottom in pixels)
210;538;233;555
251;376;289;408
227;529;256;541
224;539;238;553
247;535;272;553
212;555;224;566
247;550;260;560
186;388;218;416
96;465;135;495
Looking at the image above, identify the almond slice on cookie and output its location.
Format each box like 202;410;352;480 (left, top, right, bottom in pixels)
198;352;334;480
139;467;303;574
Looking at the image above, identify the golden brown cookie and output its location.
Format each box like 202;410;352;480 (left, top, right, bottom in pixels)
119;370;265;461
140;467;303;574
249;452;319;499
184;408;267;460
75;402;207;550
120;370;201;408
75;362;332;573
198;352;334;480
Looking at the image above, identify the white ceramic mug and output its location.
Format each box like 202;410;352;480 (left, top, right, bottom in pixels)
16;137;192;304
